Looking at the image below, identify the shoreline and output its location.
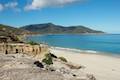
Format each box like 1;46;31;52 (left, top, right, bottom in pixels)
25;34;120;54
50;46;120;58
50;47;120;80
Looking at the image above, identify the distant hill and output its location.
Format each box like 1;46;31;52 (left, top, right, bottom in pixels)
20;23;104;34
0;24;32;42
0;24;31;36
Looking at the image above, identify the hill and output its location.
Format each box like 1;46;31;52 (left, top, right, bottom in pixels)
20;23;104;34
0;24;32;43
0;24;31;36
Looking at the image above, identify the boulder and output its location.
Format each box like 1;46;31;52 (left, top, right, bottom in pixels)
34;61;44;68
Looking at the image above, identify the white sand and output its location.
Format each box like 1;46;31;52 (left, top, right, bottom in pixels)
50;47;120;80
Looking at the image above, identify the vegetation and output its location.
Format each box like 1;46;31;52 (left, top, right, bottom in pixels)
42;53;68;65
0;24;31;36
58;57;67;62
42;53;53;65
27;41;39;45
20;23;104;34
0;23;104;36
9;35;21;42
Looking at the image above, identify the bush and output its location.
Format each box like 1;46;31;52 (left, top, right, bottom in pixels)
42;53;53;65
58;57;67;62
27;41;39;45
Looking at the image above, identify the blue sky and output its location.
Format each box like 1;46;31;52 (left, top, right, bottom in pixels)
0;0;120;33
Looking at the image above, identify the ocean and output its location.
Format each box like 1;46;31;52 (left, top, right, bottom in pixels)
26;34;120;54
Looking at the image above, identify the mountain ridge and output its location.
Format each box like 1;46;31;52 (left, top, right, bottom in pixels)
20;23;104;34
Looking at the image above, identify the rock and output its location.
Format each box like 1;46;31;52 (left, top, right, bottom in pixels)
72;74;77;77
0;43;49;59
87;74;96;80
0;68;64;80
50;53;57;58
0;53;96;80
59;67;70;74
65;62;84;69
47;66;56;72
34;61;44;68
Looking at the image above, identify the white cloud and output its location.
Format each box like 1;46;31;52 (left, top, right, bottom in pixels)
25;0;81;10
0;0;85;12
0;2;20;12
5;2;21;12
0;4;4;11
5;2;18;9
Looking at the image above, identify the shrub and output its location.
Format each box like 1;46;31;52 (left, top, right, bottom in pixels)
58;57;67;62
42;53;53;65
27;41;39;45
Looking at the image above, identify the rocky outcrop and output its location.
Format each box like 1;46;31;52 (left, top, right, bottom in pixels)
0;54;64;80
0;43;49;59
0;43;96;80
0;53;96;80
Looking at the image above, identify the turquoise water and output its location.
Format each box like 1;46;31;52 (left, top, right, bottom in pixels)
26;34;120;54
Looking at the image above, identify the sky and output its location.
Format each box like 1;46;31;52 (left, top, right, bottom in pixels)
0;0;120;33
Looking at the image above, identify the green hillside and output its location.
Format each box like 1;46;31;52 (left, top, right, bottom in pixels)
20;23;104;34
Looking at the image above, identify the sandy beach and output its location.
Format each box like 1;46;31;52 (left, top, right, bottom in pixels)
50;47;120;80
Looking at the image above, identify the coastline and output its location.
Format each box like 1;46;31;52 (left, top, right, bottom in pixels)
50;46;120;58
50;47;120;80
25;34;120;54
